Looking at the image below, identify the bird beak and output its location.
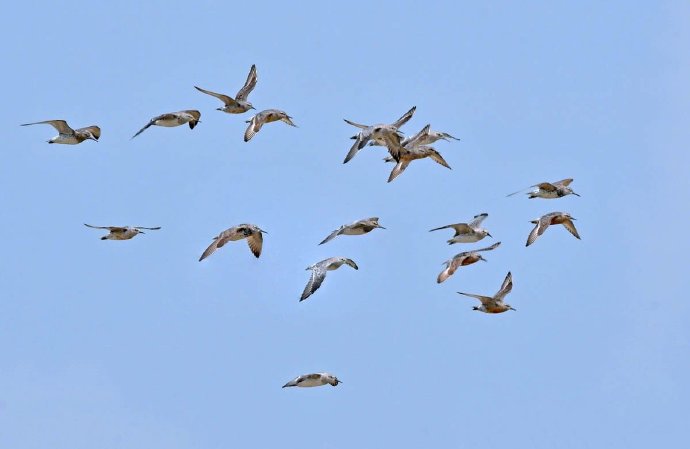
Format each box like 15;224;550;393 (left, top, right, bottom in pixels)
572;192;581;197
261;229;268;234
377;225;386;229
250;105;256;110
487;233;492;238
480;258;487;262
571;217;577;220
509;306;517;311
139;231;146;234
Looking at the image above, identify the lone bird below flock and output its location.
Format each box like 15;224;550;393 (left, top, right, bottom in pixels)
84;224;161;240
342;106;416;163
244;109;296;142
437;241;501;283
282;372;342;388
526;212;580;247
194;64;257;114
131;110;201;139
319;217;385;245
301;257;358;301
458;271;515;314
199;224;266;261
430;213;492;244
507;178;579;199
21;119;100;144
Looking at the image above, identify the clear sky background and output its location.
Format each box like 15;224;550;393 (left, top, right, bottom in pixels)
1;1;689;448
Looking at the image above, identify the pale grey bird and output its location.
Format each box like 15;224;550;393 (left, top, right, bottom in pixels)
383;145;451;182
300;257;358;301
429;213;492;244
371;125;460;147
526;212;580;247
458;271;515;313
437;241;501;283
131;110;201;139
507;178;580;199
244;109;296;141
84;224;160;240
199;224;267;261
342;106;416;163
21;120;100;144
194;64;257;114
319;217;385;245
282;372;342;388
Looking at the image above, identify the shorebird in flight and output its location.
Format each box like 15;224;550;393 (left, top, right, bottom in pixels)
300;257;358;301
526;212;580;247
429;213;492;244
507;178;580;199
437;241;501;283
457;271;515;313
370;126;460;147
383;145;451;182
282;372;342;388
84;224;160;240
194;64;257;114
319;217;385;245
244;109;296;141
131;110;201;139
21;120;100;144
199;224;266;261
342;106;416;163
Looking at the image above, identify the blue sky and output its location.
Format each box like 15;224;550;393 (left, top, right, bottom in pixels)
1;1;689;448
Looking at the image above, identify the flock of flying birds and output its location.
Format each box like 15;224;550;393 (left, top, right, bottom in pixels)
19;64;581;389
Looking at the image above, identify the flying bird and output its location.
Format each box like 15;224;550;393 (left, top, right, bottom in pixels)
507;178;580;199
131;110;201;139
457;271;516;313
84;224;160;240
199;224;266;261
370;125;460;147
526;212;580;247
301;257;358;301
437;241;501;283
319;217;385;245
383;145;451;182
21;120;100;144
342;106;416;163
282;372;342;388
429;213;492;244
244;109;296;141
194;64;257;114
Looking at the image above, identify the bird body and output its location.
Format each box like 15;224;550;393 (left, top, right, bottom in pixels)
342;106;416;163
437;241;501;283
21;120;100;144
384;145;451;182
282;372;341;388
244;109;296;141
194;64;257;114
525;212;580;247
199;224;266;261
429;213;492;244
84;224;160;240
507;178;579;199
319;217;385;245
458;271;515;313
301;257;358;301
131;110;201;139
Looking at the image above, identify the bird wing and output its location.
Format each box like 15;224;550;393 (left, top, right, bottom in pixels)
475;241;501;252
562;218;581;240
244;114;263;141
429;223;471;235
457;291;494;305
75;125;101;139
554;178;574;187
494;271;513;301
535;182;557;192
319;226;343;245
84;223;122;231
390;106;416;128
235;64;257;101
182;110;201;129
21;119;73;134
131;119;156;139
428;150;451;169
199;236;222;261
194;85;236;107
343;118;369;129
387;159;410;183
134;226;161;230
468;213;488;228
246;231;263;258
437;260;460;283
404;124;431;148
343;258;359;270
343;131;371;163
300;266;328;301
526;215;552;246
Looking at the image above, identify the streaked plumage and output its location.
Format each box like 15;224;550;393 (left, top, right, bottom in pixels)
383;145;451;182
507;178;580;199
194;64;257;114
300;257;358;301
526;212;580;247
342;106;416;163
319;217;385;245
199;224;266;261
84;224;160;240
21;120;100;144
282;372;342;388
244;109;296;141
131;110;201;139
429;213;492;244
457;272;515;313
437;242;501;283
